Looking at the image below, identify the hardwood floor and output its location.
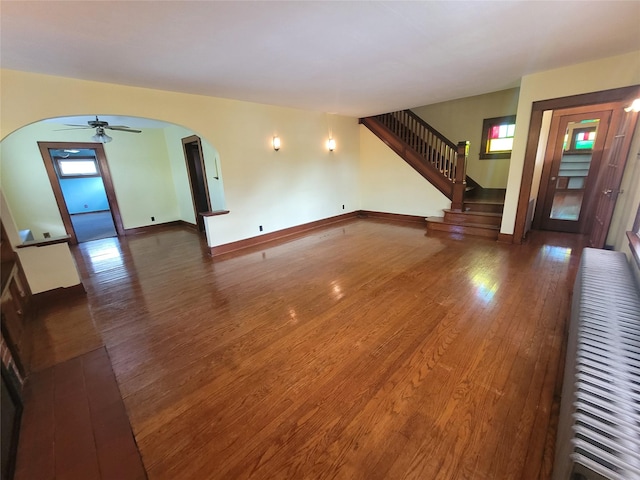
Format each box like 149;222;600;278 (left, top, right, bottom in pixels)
23;219;585;479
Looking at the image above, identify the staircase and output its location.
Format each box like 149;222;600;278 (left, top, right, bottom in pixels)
425;188;505;239
360;110;504;239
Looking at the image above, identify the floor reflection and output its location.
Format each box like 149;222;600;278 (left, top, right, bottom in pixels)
470;271;498;304
74;236;125;275
539;245;573;262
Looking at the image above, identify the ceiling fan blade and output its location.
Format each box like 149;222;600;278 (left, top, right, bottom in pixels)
63;124;92;128
54;127;92;131
106;126;142;133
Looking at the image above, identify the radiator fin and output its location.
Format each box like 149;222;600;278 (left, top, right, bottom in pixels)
553;248;640;480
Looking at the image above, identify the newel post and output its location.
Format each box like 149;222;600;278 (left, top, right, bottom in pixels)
450;141;468;212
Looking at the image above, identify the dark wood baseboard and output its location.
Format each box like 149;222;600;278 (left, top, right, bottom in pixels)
32;283;86;308
209;209;515;257
358;210;427;225
124;220;197;236
497;233;514;244
210;212;359;256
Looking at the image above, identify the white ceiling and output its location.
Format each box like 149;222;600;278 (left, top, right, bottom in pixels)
2;1;639;118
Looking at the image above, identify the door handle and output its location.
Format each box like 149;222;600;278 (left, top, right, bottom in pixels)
602;189;612;196
550;176;557;182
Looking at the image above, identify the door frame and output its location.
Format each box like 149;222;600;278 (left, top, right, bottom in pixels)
38;141;125;245
533;106;614;233
181;135;212;232
513;84;640;243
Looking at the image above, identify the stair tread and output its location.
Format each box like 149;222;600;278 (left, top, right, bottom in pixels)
464;199;505;205
444;209;502;218
425;216;500;230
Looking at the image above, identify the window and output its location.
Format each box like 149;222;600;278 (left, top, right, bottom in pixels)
563;119;599;152
54;157;99;177
627;203;640;268
480;115;516;159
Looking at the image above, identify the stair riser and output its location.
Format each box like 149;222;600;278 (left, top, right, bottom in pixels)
444;211;501;227
465;203;504;214
426;221;499;240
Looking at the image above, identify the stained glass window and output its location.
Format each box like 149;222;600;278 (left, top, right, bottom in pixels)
480;115;516;159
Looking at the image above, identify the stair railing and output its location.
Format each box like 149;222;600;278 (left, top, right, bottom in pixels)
360;110;468;210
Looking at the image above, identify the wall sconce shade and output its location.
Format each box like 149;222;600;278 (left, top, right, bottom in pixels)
327;138;336;152
272;136;281;151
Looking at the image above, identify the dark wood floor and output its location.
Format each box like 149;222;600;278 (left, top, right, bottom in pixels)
20;219;585;479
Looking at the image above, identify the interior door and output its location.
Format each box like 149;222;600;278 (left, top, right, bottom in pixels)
589;107;639;247
536;109;612;233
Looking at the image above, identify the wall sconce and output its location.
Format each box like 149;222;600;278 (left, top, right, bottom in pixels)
272;136;281;151
326;138;336;152
624;98;640;112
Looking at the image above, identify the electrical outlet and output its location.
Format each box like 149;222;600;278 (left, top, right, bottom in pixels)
259;225;263;232
151;216;155;221
342;204;345;210
43;232;51;239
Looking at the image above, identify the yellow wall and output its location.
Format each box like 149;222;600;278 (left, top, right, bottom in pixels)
609;122;640;283
0;69;361;250
412;88;520;189
163;124;226;223
359;126;451;217
0;121;182;237
2;54;640;290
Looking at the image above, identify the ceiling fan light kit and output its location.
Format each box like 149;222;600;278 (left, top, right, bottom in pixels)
91;127;113;143
61;116;142;142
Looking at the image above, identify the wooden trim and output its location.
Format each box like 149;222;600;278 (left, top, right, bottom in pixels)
627;231;640;268
513;84;640;245
513;110;544;244
357;211;427;225
628;204;640;268
37;142;125;244
209;212;359;256
16;235;71;248
450;141;468;211
32;283;86;308
200;210;230;217
533;85;640;112
124;220;196;236
182;135;212;232
633;201;640;232
497;233;514;244
0;363;23;480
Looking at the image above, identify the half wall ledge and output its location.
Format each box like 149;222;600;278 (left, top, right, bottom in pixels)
200;210;230;217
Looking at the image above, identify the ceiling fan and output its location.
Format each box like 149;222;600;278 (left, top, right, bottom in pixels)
59;116;142;143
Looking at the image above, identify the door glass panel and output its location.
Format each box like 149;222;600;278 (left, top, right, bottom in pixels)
550;119;599;220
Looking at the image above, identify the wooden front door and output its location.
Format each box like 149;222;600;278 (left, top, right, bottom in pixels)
535;107;613;234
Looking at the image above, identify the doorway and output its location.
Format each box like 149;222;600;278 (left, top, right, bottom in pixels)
513;85;640;244
38;142;125;244
182;135;211;232
535;107;613;234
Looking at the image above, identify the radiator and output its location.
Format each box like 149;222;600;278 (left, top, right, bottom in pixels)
553;248;640;480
